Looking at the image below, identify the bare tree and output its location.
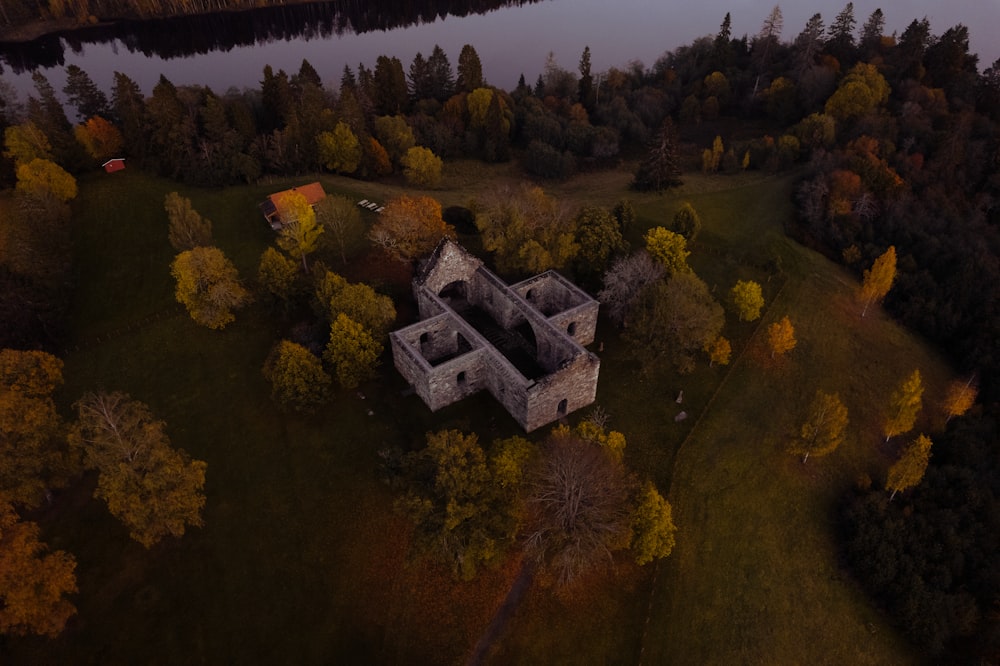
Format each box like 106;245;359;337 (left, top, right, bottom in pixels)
597;250;665;326
523;435;634;584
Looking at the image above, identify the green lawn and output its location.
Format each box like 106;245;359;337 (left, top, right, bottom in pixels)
5;166;954;664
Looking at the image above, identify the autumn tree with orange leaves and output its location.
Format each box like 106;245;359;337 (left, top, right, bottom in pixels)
369;195;455;263
0;501;77;638
766;316;796;359
73;116;123;162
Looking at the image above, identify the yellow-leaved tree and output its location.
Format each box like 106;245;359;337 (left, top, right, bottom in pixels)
0;349;75;509
473;184;578;274
0;501;77;637
643;226;690;275
324;313;382;389
886;434;932;500
317;122;361;174
883;369;924;442
262;340;332;413
70;392;207;548
3;122;53;165
788;390;849;463
322;273;397;338
858;245;896;317
401;146;443;188
630;480;677;565
15;158;77;203
256;246;299;303
274;191;323;272
730;279;764;321
171;246;251;329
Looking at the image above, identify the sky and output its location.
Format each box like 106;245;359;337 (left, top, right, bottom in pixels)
2;0;998;99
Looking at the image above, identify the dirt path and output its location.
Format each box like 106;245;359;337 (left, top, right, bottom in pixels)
465;560;536;666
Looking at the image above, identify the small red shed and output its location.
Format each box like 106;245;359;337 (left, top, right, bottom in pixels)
102;158;126;173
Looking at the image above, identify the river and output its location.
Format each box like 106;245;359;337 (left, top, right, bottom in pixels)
1;0;998;101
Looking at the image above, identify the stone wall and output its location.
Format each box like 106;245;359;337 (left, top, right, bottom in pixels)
391;240;601;432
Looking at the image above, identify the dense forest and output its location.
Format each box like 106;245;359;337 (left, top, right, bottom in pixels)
1;3;998;660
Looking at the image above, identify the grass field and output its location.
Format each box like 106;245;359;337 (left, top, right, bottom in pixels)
4;164;954;664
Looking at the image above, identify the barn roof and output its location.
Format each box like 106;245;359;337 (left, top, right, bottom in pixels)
260;182;327;229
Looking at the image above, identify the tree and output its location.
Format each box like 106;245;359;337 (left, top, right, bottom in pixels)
15;159;77;203
427;45;455;101
886;434;932;500
731;280;764;321
256;247;299;303
111;72;148;160
456;44;484;92
643;227;690;274
69;392;207;548
408;52;432;101
262;340;332;413
824;62;889;122
317;122;361;174
482;87;511;162
474;184;578;275
598;251;665;326
27;72;81;169
314;195;365;265
164;192;213;251
324;277;396;338
401;146;443;188
73;116;124;162
788;390;849;462
0;350;73;509
524;432;634;585
578;46;595;110
466;87;494;128
0;502;77;637
3;122;53;165
792;13;825;75
671;202;702;241
373;114;415;164
575;206;627;273
373;55;408;115
767;316;796;359
942;378;977;423
626;272;724;372
883;370;924;442
630;480;677;565
703;335;732;367
752;5;784;95
858;245;896;317
171;246;251;330
324;313;381;389
702;135;724;172
370;195;455;263
396;430;528;580
275;192;323;272
826;2;858;63
859;8;885;56
63;64;110;120
632;118;682;191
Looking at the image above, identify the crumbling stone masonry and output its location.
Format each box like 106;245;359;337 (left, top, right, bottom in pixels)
390;240;601;432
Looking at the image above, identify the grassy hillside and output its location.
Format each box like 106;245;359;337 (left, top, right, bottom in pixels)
5;165;953;664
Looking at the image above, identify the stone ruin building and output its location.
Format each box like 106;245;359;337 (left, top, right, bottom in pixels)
390;239;601;432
